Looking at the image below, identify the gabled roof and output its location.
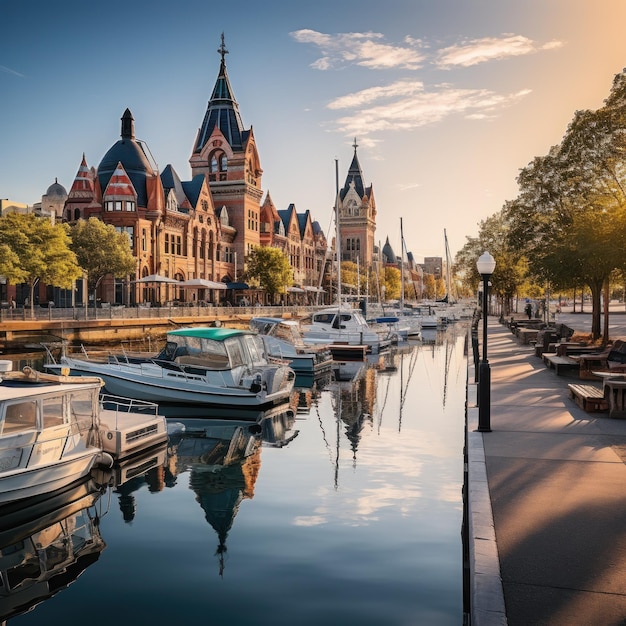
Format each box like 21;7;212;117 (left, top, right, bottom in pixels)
277;205;296;231
193;35;246;154
161;164;187;205
103;162;136;198
182;175;206;208
297;210;310;236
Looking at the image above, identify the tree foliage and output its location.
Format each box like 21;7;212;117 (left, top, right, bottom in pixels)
0;213;81;316
504;69;626;339
70;218;137;305
245;246;293;300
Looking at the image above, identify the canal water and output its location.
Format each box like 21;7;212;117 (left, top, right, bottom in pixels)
5;324;468;626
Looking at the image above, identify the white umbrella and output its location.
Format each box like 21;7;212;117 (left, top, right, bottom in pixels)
179;278;227;290
134;274;179;284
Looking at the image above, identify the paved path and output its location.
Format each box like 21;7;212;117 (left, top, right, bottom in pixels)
468;312;626;625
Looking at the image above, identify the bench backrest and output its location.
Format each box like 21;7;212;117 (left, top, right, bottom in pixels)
608;339;626;363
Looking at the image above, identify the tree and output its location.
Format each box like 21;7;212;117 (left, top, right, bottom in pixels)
70;218;137;306
382;266;401;300
456;211;528;316
506;70;626;340
0;212;82;317
245;246;293;302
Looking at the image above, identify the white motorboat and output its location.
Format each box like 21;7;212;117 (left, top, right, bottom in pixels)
249;316;333;377
300;306;392;354
0;364;113;504
46;327;296;409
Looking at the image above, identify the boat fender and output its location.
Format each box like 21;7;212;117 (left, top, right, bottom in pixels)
96;451;115;468
250;373;263;394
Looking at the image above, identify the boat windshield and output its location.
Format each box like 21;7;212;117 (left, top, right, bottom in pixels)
168;335;232;370
242;334;268;366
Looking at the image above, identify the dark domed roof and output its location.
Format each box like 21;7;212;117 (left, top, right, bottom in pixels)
97;109;155;207
382;237;397;264
45;178;67;197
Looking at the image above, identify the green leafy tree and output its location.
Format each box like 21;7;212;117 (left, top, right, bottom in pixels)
456;211;528;316
245;246;293;302
382;266;401;300
70;218;137;306
506;71;626;339
0;212;81;317
0;243;27;284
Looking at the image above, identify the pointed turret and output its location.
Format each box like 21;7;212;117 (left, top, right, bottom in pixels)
68;154;95;197
193;33;246;153
340;138;366;201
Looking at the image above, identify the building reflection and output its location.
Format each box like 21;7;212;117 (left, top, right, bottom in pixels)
163;403;297;575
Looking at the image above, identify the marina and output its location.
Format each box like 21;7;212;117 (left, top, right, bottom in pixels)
0;324;468;625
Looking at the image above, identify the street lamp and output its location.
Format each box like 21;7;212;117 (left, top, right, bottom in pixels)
476;251;496;432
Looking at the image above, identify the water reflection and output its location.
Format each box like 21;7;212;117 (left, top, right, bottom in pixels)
3;327;468;624
0;478;107;622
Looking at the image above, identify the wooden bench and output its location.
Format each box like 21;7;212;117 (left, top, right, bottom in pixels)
575;340;626;380
543;353;579;375
567;383;608;412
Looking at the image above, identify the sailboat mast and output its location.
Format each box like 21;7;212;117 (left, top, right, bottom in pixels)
400;218;405;309
444;228;452;301
335;159;342;306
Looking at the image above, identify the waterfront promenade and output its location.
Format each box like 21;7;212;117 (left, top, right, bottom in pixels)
468;310;626;625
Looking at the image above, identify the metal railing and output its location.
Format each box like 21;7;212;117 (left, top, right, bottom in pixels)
0;303;321;323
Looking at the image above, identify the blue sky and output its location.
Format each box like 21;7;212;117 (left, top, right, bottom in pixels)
3;0;626;261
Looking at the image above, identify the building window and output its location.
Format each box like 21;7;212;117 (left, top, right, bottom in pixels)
105;201;113;211
142;229;147;252
125;200;135;211
176;236;182;256
165;234;169;254
115;201;122;211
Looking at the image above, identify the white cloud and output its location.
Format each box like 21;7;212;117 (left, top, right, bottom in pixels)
0;65;24;77
436;34;564;69
290;29;426;70
328;83;532;138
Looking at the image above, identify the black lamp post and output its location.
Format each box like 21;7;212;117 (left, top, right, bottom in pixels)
476;251;496;432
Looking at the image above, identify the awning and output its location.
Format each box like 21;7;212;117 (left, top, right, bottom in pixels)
224;282;249;290
286;287;305;293
179;279;227;290
304;286;324;292
134;274;178;284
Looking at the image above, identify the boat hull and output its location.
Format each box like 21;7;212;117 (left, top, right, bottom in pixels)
0;450;99;505
49;359;293;408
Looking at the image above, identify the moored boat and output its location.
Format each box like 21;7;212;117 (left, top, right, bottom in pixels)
46;327;296;409
250;316;333;376
300;306;392;354
0;364;113;504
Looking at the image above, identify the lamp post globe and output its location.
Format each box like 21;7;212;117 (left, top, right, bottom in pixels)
476;251;496;432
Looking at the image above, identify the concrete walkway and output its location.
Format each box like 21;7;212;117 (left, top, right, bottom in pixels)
468;314;626;625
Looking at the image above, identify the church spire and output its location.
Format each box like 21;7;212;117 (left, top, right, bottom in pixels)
340;137;365;200
193;34;245;154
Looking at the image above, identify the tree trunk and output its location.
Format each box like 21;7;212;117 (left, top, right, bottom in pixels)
590;280;603;341
603;279;610;345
